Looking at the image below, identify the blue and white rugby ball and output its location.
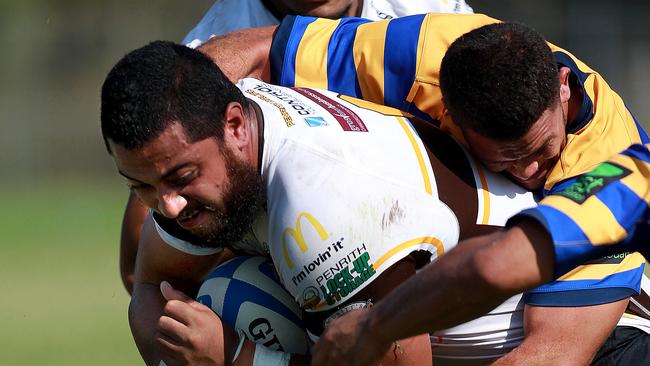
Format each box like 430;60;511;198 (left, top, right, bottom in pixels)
197;256;309;354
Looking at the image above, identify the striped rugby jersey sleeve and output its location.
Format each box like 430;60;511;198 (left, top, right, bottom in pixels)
270;14;435;118
269;13;502;125
511;144;650;305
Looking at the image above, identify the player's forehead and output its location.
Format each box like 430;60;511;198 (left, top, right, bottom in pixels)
110;124;214;181
466;106;563;160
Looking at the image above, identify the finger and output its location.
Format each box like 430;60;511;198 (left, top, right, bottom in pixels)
162;298;197;326
156;331;183;353
162;281;212;314
160;281;192;302
158;315;190;344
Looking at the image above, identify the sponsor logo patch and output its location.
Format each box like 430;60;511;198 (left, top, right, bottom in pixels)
294;88;368;132
245;89;294;127
556;162;631;204
304;116;328;127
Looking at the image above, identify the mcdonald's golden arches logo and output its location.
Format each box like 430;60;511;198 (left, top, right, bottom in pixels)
282;212;329;268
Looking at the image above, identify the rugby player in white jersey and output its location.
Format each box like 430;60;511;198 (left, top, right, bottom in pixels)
102;42;538;365
120;0;474;296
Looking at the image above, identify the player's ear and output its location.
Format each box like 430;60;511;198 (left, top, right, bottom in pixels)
223;101;250;151
558;67;571;104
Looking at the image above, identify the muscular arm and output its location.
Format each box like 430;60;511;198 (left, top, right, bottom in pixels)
197;26;276;83
312;219;556;366
120;191;149;294
494;300;628;366
129;215;223;365
130;216;311;366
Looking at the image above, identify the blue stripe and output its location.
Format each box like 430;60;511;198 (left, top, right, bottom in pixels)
515;206;595;277
326;17;371;98
222;278;304;330
596;180;647;233
524;286;638;307
383;14;425;110
271;15;317;87
536;205;590;244
545;175;579;195
526;264;643;306
205;255;252;280
622;143;650;164
270;15;297;85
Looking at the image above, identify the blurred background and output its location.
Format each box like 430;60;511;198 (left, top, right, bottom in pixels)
0;1;647;365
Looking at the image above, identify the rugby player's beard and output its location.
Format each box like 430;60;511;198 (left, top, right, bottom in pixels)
183;147;265;248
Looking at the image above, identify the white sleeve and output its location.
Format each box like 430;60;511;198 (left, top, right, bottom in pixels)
383;0;474;16
153;218;223;256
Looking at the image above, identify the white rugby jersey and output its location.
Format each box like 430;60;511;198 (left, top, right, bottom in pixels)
155;79;539;354
247;78;462;312
182;0;473;48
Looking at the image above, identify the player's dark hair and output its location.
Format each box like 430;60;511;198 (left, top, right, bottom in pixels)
440;22;559;141
101;40;247;152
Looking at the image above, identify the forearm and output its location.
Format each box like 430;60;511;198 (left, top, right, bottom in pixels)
367;235;510;342
120;191;149;295
129;283;167;366
493;300;629;366
368;221;555;342
198;26;276;83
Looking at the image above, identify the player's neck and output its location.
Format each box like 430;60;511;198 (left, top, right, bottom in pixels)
565;76;584;129
248;100;265;174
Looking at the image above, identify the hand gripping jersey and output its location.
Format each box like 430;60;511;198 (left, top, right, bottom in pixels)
182;0;473;48
268;10;650;327
154;79;539;348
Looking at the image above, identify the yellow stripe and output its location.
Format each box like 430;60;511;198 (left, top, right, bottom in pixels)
373;236;444;271
609;154;650;204
294;19;339;89
557;253;645;280
465;155;491;224
542;194;627;245
353;20;388;105
397;117;432;195
339;95;411;117
622;312;644;320
475;163;491;225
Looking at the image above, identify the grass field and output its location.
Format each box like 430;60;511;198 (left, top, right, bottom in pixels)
0;179;142;365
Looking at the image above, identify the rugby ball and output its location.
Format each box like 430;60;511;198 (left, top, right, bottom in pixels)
197;256;309;354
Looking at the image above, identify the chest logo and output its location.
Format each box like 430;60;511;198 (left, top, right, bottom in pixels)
556;162;631;204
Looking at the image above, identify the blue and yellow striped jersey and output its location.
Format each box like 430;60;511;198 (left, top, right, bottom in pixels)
515;143;650;294
270;12;649;306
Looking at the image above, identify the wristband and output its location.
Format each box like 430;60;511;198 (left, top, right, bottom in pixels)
252;345;290;366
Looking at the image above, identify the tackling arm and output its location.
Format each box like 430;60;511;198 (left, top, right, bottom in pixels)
197;26;276;83
312;218;556;366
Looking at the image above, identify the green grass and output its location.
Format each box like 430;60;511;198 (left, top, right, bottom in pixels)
0;179;142;365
